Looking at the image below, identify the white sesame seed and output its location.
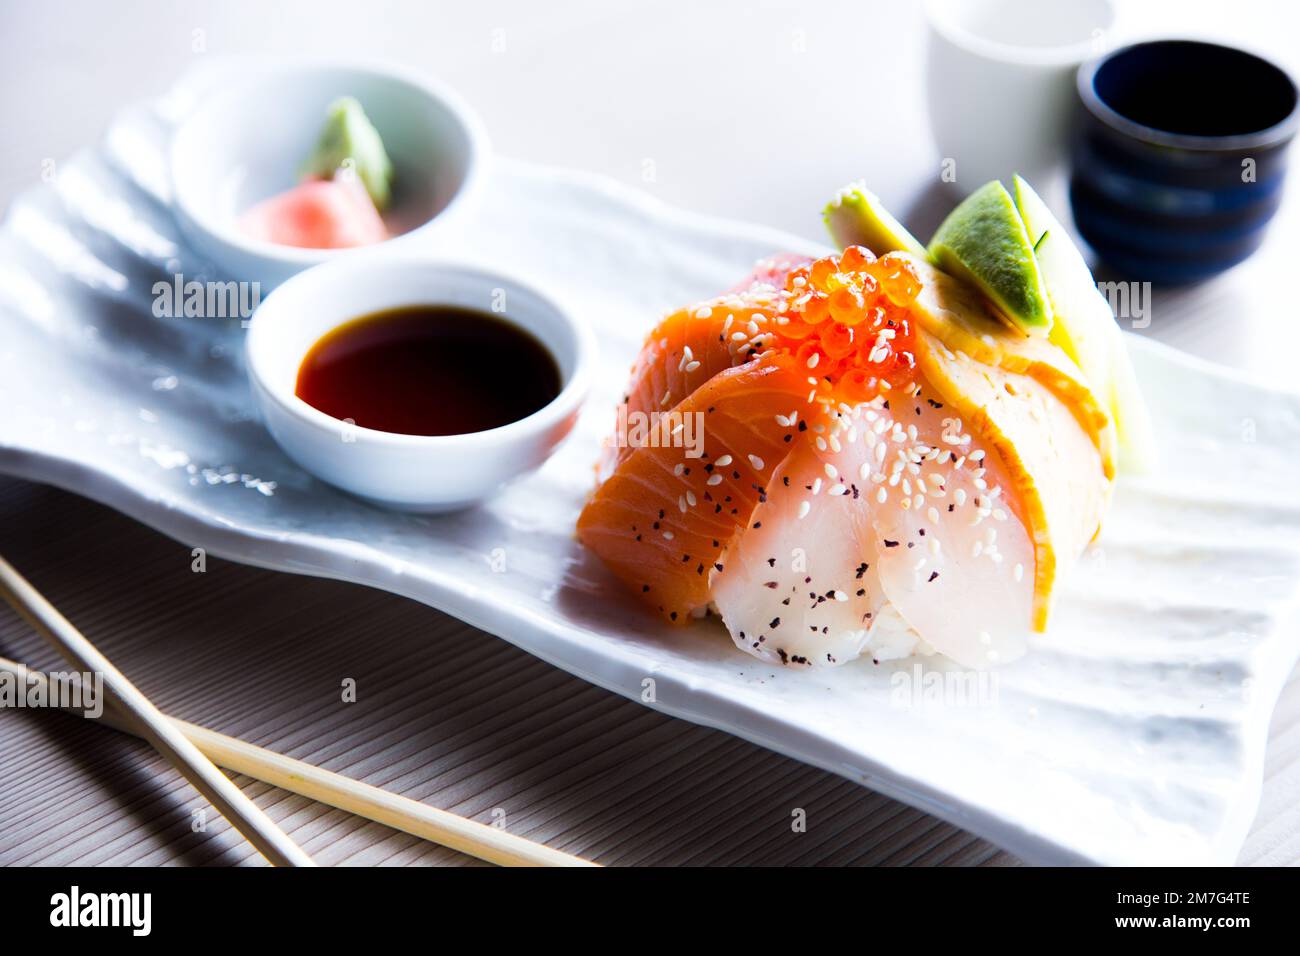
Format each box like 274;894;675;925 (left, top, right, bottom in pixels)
715;454;732;467
747;454;765;470
663;531;674;540
806;353;820;369
706;474;723;486
673;463;685;476
927;506;940;523
875;487;888;504
684;360;701;373
833;590;848;602
678;496;687;513
798;500;811;519
686;490;696;507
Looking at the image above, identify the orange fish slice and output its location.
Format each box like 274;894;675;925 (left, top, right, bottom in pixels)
578;353;817;623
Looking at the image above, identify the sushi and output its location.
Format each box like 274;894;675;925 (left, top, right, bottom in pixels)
577;178;1148;670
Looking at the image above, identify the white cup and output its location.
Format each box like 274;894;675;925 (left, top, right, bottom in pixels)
924;0;1116;195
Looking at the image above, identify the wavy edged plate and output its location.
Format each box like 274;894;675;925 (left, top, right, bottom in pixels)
2;68;1299;865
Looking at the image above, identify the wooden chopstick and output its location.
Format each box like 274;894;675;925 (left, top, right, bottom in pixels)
0;554;315;868
0;655;597;867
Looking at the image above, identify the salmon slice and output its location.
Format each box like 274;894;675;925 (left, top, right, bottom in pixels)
605;257;808;476
578;353;816;623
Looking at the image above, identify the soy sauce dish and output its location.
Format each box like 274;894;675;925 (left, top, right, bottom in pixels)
245;258;594;511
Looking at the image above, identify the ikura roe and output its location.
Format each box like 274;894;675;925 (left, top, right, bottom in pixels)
770;246;920;401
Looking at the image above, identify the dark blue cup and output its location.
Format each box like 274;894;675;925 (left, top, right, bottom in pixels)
1069;39;1298;284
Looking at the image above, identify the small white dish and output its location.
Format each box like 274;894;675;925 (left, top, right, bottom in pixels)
245;256;594;511
170;62;489;288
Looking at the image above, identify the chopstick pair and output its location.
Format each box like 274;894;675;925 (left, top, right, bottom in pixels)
0;555;595;867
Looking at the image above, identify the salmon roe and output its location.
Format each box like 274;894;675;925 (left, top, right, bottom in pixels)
771;246;920;401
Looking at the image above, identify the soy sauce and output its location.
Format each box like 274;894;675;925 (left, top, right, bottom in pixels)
295;305;561;436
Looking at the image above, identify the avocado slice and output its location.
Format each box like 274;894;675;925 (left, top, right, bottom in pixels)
928;181;1052;335
301;97;394;212
823;182;929;259
1012;175;1153;472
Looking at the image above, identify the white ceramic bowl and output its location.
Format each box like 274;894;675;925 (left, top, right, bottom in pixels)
171;62;489;288
245;256;594;511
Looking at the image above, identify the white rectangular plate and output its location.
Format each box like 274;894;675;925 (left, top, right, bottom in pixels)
2;75;1299;865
